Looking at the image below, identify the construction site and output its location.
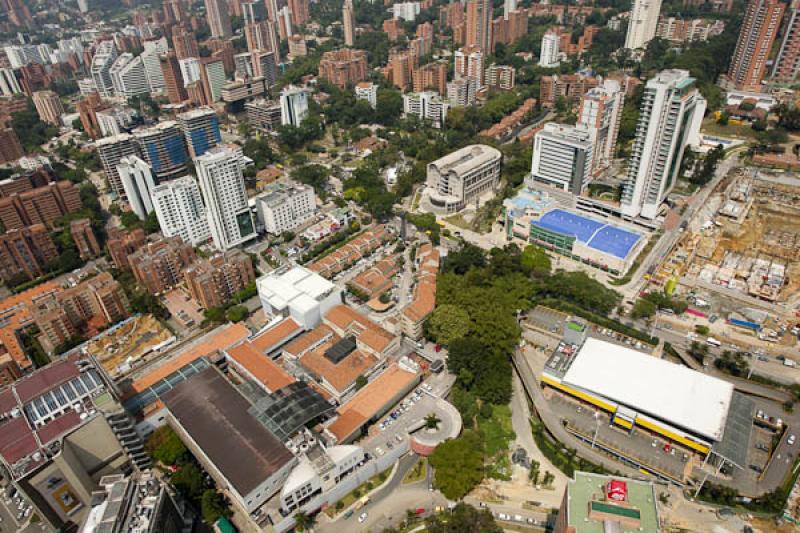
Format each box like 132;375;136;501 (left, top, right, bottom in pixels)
653;169;800;309
85;314;176;380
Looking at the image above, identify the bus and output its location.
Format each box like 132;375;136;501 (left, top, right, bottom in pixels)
707;337;722;347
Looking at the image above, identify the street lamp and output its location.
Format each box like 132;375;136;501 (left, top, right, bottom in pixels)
591;412;601;449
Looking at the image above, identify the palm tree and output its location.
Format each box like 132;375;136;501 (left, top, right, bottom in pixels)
424;413;441;430
294;510;316;531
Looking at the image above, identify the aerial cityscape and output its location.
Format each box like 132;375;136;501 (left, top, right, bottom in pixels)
0;0;799;531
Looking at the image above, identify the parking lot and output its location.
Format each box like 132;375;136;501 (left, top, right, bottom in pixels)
358;371;456;462
0;485;35;531
547;393;691;482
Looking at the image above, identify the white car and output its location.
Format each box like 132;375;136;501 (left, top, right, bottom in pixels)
789;435;796;445
358;512;368;523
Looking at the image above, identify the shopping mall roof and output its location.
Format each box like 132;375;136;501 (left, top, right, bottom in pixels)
561;338;734;441
161;367;295;497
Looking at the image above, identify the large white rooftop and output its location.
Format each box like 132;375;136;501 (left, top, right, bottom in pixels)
257;266;336;310
562;337;734;441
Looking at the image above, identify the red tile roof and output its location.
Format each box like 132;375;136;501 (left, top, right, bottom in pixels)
226;342;296;393
36;409;82;445
250;318;302;354
0;416;37;465
14;354;81;404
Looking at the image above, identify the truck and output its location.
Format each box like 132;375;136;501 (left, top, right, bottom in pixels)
707;337;722;347
355;496;370;510
784;360;797;368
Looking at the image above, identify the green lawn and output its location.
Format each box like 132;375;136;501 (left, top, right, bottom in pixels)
701;118;759;140
478;404;516;480
402;458;428;485
443;213;472;230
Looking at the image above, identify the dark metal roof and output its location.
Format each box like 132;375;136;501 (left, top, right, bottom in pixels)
161;367;295;496
324;336;356;364
249;381;334;441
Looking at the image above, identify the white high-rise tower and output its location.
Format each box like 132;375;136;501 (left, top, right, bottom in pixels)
625;0;663;50
152;176;212;246
196;146;256;250
621;70;706;220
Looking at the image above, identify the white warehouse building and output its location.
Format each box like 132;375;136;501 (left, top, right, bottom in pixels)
256;266;343;330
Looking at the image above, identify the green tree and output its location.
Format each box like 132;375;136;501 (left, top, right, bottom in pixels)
423;503;502;532
201;490;230;524
520;245;551;275
355;375;368;390
144;211;160;234
294;510;316;531
427;304;471;346
429;431;485;500
225;305;248;323
424;413;441;430
171;463;205;500
145;426;188;465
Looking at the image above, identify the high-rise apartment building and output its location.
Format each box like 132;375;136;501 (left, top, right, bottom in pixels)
289;0;309;25
172;26;200;59
179;57;202;87
185;250;255;309
728;0;785;91
625;0;663;50
280;85;309;126
354;82;378;109
177;107;221;159
539;31;560;67
31;90;63;125
196;146;256;250
254;181;316;234
531;123;594;194
96;133;138;198
109;53;149;100
243;0;266;24
466;0;492;52
117;155;156;220
141;38;168;93
0;181;82;230
486;64;515;90
129;236;197;294
413;61;448;95
774;2;800;81
318;48;368;89
0;129;23;163
389;50;417;91
245;98;283;132
0;225;58;282
621;70;705;219
578;79;625;175
454;46;485;88
245;21;281;61
152;176;212;246
132;121;189;181
252;50;278;87
447;78;477;107
198;58;226;104
540;73;601;107
70;218;102;260
205;0;233;38
0;68;21;96
403;91;449;129
160;51;188;104
343;0;356;46
106;227;147;270
90;41;118;97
